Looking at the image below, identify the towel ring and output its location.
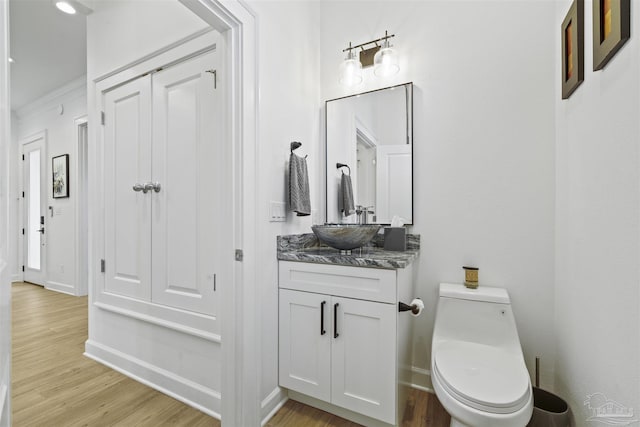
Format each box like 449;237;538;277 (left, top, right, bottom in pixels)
290;141;307;158
336;163;351;176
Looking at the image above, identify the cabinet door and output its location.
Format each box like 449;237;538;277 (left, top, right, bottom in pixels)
331;296;396;424
103;76;152;300
151;48;224;316
279;289;331;401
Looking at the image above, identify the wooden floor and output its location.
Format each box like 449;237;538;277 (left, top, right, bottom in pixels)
12;282;449;426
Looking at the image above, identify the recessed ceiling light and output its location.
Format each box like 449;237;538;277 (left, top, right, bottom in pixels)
55;1;76;14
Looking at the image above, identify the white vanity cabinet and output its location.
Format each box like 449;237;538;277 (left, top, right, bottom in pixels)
278;260;415;427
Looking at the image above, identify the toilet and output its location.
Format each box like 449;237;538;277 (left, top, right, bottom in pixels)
431;283;533;427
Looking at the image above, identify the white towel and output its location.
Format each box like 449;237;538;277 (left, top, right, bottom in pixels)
289;153;311;216
341;172;355;216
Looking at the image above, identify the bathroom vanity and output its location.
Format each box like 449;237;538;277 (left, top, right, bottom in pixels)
277;234;419;427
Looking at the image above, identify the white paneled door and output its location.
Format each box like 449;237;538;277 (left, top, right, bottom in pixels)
102;49;222;317
151;51;222;315
22;136;47;286
103;77;153;301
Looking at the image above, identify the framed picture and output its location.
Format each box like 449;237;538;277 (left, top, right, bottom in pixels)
52;154;69;198
593;0;630;70
561;0;584;99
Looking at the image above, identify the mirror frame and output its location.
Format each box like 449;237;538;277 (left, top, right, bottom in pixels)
324;82;414;225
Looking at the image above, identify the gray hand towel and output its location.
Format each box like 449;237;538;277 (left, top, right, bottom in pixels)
341;172;355;216
289;153;311;216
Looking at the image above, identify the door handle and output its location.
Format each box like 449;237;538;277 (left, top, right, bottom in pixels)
333;303;339;339
144;182;161;193
36;227;45;234
320;301;326;335
133;183;148;193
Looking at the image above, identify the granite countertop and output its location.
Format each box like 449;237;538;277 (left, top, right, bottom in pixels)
277;233;419;270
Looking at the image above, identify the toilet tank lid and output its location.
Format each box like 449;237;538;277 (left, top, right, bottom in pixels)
439;283;510;304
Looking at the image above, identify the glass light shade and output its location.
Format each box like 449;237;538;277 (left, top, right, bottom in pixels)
55;1;76;14
373;41;399;77
339;51;363;87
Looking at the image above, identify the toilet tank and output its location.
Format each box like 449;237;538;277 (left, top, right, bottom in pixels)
433;283;523;353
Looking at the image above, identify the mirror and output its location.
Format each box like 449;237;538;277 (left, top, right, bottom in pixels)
325;82;413;225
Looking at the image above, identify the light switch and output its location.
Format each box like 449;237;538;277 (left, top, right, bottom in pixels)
269;201;286;222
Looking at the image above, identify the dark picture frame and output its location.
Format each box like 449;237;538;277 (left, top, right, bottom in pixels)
593;0;630;70
52;154;69;198
561;0;584;99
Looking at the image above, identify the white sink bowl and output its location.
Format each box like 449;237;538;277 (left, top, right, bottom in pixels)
311;224;381;250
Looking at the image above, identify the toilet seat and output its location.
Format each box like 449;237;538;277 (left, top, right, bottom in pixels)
433;341;530;414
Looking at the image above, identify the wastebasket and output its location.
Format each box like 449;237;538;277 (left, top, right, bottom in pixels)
527;387;570;427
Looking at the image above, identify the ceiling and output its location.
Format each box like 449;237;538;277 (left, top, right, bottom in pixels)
9;0;87;111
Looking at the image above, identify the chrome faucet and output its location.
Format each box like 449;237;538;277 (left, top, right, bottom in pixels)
356;205;375;224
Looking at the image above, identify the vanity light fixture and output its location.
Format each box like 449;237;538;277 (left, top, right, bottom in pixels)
374;31;400;77
339;30;399;86
53;0;92;16
339;42;363;87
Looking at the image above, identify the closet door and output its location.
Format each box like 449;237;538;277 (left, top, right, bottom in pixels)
103;76;152;300
151;50;223;316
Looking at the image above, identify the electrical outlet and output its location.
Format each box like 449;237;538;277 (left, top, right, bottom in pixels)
269;201;286;222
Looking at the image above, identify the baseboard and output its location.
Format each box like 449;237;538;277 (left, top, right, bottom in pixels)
410;366;433;393
84;340;221;419
261;387;288;426
45;280;76;296
10;274;20;283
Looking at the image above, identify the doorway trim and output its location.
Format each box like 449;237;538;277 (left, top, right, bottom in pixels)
74;115;88;296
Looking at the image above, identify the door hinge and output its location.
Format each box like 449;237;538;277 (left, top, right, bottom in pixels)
235;249;243;262
22;228;24;235
100;259;105;273
22;154;24;161
206;69;217;89
22;191;24;198
101;111;105;125
22;265;25;272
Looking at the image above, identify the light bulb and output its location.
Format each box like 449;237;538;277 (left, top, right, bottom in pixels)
339;49;363;87
55;1;76;14
373;39;399;77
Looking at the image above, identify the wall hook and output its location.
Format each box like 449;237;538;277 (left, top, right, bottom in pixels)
336;163;351;176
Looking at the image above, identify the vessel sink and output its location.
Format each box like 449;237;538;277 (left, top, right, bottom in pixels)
311;224;381;250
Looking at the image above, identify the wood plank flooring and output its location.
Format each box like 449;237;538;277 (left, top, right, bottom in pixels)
12;282;449;426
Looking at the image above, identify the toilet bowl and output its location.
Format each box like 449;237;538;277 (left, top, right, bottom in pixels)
431;283;533;427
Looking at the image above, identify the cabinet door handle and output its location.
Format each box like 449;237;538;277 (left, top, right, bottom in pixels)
320;301;326;335
333;302;339;339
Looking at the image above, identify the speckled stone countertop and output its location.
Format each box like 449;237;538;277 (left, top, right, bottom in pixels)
277;233;419;269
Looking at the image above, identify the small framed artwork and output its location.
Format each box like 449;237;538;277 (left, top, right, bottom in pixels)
593;0;630;70
52;154;69;198
561;0;584;99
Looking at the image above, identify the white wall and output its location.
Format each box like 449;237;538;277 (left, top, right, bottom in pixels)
555;0;640;423
13;77;87;295
319;1;557;389
85;0;208;79
243;0;323;418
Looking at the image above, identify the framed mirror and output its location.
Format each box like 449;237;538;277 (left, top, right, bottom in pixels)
325;82;413;225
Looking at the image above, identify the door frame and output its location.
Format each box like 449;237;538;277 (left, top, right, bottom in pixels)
74;116;88;296
19;130;48;286
86;1;259;426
